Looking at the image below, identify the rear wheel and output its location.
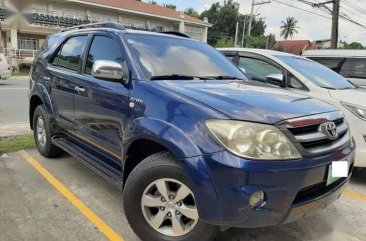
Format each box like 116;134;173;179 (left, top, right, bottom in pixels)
123;152;218;241
33;105;62;157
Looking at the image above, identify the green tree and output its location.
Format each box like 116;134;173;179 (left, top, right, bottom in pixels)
280;17;299;39
163;4;176;10
343;42;364;49
215;38;236;48
201;0;266;46
184;7;200;19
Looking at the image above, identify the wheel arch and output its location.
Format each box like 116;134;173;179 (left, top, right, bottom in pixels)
29;84;55;130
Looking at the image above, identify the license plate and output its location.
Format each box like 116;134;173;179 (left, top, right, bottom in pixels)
326;156;351;186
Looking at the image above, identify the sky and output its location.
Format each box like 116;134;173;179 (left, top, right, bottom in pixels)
152;0;366;45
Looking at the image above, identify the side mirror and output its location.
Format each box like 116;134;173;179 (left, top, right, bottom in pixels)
266;73;285;87
92;60;124;82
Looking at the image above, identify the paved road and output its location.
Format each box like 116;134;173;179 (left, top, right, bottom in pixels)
0;78;29;124
1;149;366;241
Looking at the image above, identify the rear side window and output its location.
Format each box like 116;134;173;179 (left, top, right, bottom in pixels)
85;36;125;74
308;57;344;73
52;36;88;72
349;58;366;78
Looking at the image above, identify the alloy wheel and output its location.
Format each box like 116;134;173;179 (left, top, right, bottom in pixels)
141;178;199;237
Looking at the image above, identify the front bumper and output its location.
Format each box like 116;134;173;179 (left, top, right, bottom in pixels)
349;118;366;167
200;147;354;228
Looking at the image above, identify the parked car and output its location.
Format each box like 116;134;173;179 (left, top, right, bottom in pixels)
0;53;11;79
220;48;365;168
302;49;366;87
30;23;354;241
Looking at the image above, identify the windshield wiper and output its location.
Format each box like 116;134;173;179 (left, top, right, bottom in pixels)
321;86;337;90
205;75;245;80
150;74;213;80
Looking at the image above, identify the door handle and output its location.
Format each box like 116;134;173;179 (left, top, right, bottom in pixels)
43;76;51;81
75;86;85;94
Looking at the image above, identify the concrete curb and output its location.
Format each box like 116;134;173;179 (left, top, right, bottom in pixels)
7;76;29;81
0;122;32;139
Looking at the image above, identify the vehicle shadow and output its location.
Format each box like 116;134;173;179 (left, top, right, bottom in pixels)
214;211;355;241
351;168;366;182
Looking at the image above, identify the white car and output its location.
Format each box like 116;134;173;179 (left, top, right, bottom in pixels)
219;48;366;167
303;49;366;88
0;53;11;79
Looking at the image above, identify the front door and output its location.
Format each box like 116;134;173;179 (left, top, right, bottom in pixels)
48;35;89;131
74;34;130;166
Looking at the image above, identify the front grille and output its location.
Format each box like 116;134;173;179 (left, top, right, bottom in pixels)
301;131;347;149
278;112;350;155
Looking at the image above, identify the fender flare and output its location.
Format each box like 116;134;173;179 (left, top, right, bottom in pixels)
123;117;221;221
29;83;55;129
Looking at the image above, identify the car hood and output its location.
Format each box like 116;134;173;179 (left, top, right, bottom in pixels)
155;80;338;124
329;88;366;106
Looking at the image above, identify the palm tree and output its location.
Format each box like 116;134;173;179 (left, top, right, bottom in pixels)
280;17;299;40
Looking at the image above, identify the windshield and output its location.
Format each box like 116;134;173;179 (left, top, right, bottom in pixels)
276;55;355;90
126;33;247;80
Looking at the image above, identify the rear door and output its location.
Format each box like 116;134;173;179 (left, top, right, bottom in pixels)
74;33;130;166
47;35;89;131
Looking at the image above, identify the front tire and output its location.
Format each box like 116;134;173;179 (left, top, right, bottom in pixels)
33;105;62;157
123;152;218;241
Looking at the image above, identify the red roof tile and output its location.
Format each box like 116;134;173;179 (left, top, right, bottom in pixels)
275;40;311;55
79;0;205;24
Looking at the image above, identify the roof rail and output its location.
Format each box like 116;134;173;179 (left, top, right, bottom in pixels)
60;21;191;39
161;31;190;38
60;21;126;33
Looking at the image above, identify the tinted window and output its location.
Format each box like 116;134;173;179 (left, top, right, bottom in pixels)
85;36;125;74
126;34;246;80
53;36;87;71
238;57;282;82
308;57;350;77
349;58;366;78
277;56;355;90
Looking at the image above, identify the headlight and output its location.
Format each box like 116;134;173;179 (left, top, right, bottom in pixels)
342;102;366;120
206;120;302;160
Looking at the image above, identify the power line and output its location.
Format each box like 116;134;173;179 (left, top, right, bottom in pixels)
271;0;332;19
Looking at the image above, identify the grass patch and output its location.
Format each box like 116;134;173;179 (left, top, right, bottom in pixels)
0;134;35;154
11;72;30;77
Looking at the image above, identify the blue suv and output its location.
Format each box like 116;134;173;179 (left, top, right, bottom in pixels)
29;22;354;241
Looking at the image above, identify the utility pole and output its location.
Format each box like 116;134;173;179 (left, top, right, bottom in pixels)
311;0;340;49
241;17;246;47
331;0;340;49
234;21;239;47
247;0;271;36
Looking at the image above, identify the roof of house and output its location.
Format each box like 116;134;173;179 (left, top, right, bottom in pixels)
275;40;311;55
73;0;207;25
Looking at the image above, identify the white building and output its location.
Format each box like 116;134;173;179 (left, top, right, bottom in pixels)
312;39;345;49
0;0;210;63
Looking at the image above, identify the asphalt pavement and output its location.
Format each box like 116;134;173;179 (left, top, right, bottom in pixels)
0;149;366;241
0;78;31;137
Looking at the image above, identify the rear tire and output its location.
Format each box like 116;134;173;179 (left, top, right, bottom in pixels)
33;105;62;157
123;152;218;241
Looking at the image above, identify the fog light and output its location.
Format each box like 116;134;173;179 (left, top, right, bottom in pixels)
249;191;265;208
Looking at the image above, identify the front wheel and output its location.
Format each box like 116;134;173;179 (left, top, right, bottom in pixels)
33;105;62;157
123;152;218;241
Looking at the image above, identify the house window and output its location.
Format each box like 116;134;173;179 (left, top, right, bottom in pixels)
18;37;38;50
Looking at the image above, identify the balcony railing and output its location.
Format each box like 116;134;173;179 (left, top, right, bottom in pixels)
3;48;37;63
